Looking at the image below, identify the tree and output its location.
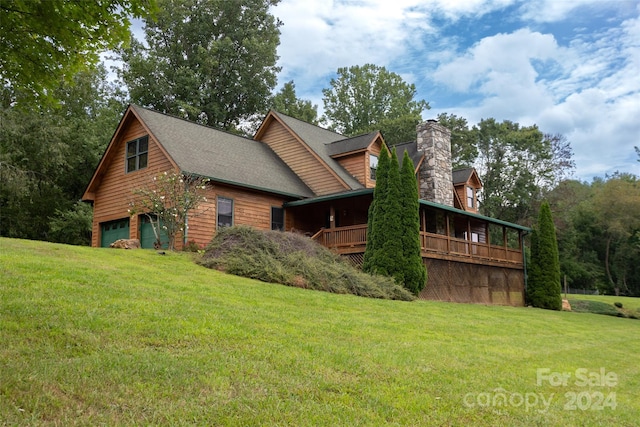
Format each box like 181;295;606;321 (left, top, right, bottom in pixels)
271;81;319;124
363;147;390;273
48;201;94;246
322;64;429;144
436;113;477;169
527;201;562;310
591;174;640;295
128;171;210;251
399;149;427;294
119;0;281;132
378;148;404;283
434;114;574;225
474;119;573;223
546;180;605;291
0;0;155;104
0;64;126;241
364;147;426;294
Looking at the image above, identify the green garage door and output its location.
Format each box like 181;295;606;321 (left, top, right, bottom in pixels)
100;218;130;247
139;215;168;249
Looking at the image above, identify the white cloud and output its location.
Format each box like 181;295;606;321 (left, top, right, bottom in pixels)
272;0;520;96
429;9;640;180
432;29;565;93
273;0;639;179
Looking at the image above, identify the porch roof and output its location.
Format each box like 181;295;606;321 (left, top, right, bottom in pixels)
419;199;531;232
285;188;531;232
284;188;374;206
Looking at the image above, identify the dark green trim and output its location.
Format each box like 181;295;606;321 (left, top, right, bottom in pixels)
181;171;309;200
283;187;530;232
284;188;374;207
419;199;532;231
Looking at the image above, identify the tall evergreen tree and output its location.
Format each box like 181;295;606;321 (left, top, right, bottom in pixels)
378;148;404;282
363;147;389;273
527;201;562;309
399;150;427;294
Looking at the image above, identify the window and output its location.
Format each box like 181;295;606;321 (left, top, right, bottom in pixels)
466;186;475;208
126;136;149;173
369;154;378;180
217;196;233;228
271;207;284;231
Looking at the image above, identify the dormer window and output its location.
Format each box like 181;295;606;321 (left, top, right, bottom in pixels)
466;186;475;208
370;154;378;180
126;136;148;173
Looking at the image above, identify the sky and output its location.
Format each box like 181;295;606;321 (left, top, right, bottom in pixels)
269;0;640;181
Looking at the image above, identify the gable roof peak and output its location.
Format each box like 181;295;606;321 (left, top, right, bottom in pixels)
128;105;314;198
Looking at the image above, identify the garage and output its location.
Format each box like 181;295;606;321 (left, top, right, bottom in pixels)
139;215;168;249
100;218;130;247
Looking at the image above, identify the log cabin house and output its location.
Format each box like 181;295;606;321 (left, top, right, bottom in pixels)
83;105;529;306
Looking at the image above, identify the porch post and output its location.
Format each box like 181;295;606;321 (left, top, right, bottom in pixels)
329;205;336;229
445;213;450;253
466;218;472;256
502;226;508;259
486;222;491;260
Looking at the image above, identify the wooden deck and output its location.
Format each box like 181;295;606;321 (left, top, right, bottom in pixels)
312;224;523;267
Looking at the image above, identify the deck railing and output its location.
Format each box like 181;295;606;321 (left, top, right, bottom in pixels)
311;224;368;249
312;224;523;265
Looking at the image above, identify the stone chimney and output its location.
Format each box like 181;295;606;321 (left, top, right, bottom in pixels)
416;119;453;206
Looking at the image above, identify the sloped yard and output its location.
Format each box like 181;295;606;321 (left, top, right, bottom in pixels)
1;238;638;426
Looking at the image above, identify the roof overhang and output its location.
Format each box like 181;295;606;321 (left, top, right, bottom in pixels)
183;171;308;200
284;188;531;231
284;188;374;207
419;199;531;231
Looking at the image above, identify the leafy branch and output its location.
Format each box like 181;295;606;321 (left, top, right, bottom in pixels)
129;171;210;250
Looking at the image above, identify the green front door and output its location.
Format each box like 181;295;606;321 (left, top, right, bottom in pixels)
100;218;130;247
139;215;168;249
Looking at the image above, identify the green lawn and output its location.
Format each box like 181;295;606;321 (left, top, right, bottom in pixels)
1;238;638;426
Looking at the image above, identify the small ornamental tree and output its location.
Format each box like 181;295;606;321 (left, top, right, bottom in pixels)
399;150;427;294
527;201;562;309
129;171;210;250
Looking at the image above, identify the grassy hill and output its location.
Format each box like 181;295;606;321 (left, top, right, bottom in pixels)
1;238;638;426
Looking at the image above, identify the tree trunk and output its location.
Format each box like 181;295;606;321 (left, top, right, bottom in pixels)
604;236;618;295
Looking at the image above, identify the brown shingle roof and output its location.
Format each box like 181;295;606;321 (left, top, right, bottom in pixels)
392;141;423;167
326;132;379;156
132;105;314;198
452;167;479;186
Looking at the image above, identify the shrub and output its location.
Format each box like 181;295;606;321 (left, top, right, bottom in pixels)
568;299;622;317
614;302;623;308
199;226;414;301
183;240;202;252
